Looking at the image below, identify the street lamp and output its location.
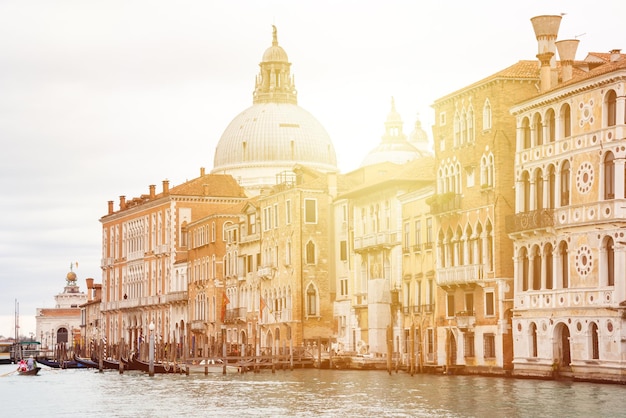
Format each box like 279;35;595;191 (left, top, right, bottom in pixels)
149;321;155;377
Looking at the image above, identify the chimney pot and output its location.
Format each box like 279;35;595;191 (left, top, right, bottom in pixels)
610;49;621;62
556;39;580;82
149;184;156;199
200;167;206;176
531;15;562;69
162;180;170;195
120;195;126;210
108;200;114;215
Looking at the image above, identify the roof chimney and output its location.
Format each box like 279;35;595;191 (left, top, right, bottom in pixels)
107;200;114;215
200;167;206;176
119;195;126;210
610;49;622;62
556;39;579;82
85;278;94;301
162;180;170;195
531;15;562;92
149;184;156;199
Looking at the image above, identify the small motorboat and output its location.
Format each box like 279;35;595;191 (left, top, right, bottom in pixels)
17;367;41;376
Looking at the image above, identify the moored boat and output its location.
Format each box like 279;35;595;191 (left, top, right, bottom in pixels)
73;354;98;368
37;357;87;369
128;354;184;374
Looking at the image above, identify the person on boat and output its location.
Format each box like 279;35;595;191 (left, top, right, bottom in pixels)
27;355;36;370
18;359;27;372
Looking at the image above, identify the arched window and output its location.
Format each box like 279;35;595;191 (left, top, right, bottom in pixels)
604;152;615;200
532;245;541;290
529;322;538;357
560;160;571;207
306;284;317;316
559;241;569;288
467;107;474;143
606;90;617;127
545;243;553;289
604;237;615;286
483;99;492;130
306;241;316;264
560;103;571;138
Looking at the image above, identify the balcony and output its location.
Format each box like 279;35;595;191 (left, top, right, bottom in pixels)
164;291;187;303
506;209;554;234
258;266;274;279
427;193;462;215
455;311;476;330
437;264;484;287
354;231;400;252
225;307;247;323
191;320;206;332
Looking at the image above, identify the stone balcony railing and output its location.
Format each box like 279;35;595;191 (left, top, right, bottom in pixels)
354;231;401;252
505;209;554;234
436;264;484;287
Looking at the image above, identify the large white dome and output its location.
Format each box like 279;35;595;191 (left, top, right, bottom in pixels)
212;102;337;184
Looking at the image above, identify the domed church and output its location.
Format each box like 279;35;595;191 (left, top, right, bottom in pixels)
211;26;338;194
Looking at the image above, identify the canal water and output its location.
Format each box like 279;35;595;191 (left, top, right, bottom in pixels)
0;363;623;417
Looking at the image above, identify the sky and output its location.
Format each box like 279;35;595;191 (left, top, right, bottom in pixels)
0;0;623;339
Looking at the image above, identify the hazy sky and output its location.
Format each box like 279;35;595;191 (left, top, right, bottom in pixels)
1;0;623;338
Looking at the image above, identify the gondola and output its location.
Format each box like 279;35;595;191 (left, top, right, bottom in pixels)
17;366;41;376
127;354;184;374
73;354;98;368
36;357;87;369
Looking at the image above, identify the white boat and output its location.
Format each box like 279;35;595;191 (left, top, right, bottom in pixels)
187;359;240;374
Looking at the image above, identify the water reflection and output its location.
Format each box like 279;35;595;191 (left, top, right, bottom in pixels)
1;364;624;417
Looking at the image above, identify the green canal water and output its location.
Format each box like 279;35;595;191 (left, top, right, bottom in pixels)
0;363;622;417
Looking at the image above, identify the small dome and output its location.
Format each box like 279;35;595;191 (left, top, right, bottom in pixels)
408;115;433;156
263;45;288;62
262;25;288;63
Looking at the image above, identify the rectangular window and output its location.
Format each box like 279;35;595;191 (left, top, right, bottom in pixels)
465;293;474;315
248;213;256;235
446;294;455;317
484;334;496;358
285;200;292;225
340;240;347;261
427;328;435;359
246;255;253;273
465;333;475;357
304;199;317;223
439;112;446;126
340;278;348;296
415;220;421;247
403;222;410;250
485;291;495;316
426;218;433;247
274;204;279;228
